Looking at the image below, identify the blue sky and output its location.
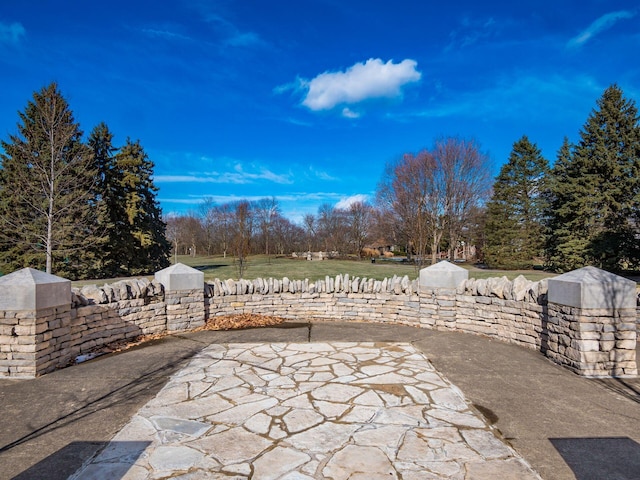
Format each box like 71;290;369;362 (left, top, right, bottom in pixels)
1;1;638;222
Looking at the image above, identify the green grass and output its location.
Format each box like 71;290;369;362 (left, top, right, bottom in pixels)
72;254;556;287
177;254;556;283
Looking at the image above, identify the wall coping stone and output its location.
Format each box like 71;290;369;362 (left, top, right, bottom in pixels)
547;266;636;309
419;260;468;289
0;268;71;310
155;263;204;292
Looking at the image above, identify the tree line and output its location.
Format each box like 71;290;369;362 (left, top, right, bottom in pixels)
0;83;170;279
168;84;640;274
485;84;640;272
166;198;386;276
2;83;637;280
167;135;493;273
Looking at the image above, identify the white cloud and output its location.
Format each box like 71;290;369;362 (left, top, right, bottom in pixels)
335;194;370;210
155;164;293;185
159;191;350;206
568;10;636;48
0;21;25;45
141;28;191;42
300;58;421;112
341;107;360;118
307;166;337;181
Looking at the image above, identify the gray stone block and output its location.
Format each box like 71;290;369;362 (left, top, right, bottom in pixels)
419;261;468;289
547;266;636;309
0;268;71;311
155;263;204;292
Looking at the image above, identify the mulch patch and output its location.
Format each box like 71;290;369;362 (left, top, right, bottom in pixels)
73;314;286;363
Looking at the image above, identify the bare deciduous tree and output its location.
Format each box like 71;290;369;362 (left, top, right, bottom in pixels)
377;151;436;266
213;203;234;258
254;197;280;261
317;204;349;254
199;197;217;256
433;137;492;260
303;214;317;252
377;137;491;265
231;201;253;277
346;201;373;258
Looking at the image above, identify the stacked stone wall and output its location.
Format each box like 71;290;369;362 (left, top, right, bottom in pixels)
0;266;637;378
204;274;548;350
205;275;422;326
453;276;548;350
166;289;205;332
0;279;166;377
546;304;637;376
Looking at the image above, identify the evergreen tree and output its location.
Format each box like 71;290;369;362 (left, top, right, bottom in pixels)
545;85;640;272
87;122;120;277
0;83;99;278
484;135;549;269
544;138;586;270
113;138;170;275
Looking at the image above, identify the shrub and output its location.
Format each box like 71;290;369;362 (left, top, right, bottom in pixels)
361;248;380;258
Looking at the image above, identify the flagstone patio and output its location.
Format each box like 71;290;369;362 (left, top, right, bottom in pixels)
71;342;541;479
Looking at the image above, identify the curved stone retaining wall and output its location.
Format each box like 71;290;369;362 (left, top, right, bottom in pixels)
0;263;636;378
205;274;549;353
205;274;423;326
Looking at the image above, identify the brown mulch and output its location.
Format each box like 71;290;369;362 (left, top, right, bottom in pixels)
73;314;286;363
203;313;285;331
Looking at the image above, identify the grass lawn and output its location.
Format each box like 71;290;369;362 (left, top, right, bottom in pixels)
72;254;556;287
177;254;556;283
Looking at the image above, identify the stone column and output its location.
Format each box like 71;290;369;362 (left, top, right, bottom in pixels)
419;261;468;330
155;263;205;332
546;266;637;377
0;268;71;378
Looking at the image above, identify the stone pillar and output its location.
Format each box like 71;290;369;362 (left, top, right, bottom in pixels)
0;268;71;378
155;263;205;332
546;266;637;377
419;261;468;330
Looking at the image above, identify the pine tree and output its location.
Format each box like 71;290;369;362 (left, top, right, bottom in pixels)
545;85;640;272
87;122;120;277
484;135;549;269
0;83;99;278
544;138;587;271
113;138;170;275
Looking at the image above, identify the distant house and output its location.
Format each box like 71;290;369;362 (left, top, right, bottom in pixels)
368;239;397;255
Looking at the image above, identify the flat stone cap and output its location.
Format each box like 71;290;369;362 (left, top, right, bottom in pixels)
419;260;468;289
547;266;636;309
155;263;204;292
0;268;71;310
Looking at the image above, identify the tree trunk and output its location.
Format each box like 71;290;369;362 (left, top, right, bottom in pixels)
46;141;55;274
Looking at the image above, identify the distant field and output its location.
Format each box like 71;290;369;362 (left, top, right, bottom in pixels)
72;254;557;287
177;254;556;283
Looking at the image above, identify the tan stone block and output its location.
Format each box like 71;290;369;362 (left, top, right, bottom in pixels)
616;339;637;349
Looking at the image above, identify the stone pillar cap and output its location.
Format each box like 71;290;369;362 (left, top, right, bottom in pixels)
0;268;71;310
547;266;636;309
419;260;468;289
155;263;204;292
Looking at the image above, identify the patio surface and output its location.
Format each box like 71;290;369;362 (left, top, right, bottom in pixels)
0;321;638;479
70;342;540;479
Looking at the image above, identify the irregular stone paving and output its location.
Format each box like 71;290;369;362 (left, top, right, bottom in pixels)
72;343;541;479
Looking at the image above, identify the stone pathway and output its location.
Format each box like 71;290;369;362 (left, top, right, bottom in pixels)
71;343;541;479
